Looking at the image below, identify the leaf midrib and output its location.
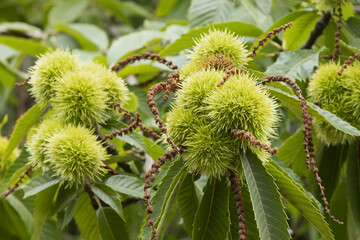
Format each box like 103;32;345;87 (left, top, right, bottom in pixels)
201;178;216;240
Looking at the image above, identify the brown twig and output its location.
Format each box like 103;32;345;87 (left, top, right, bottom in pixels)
101;160;120;175
16;76;30;87
338;53;360;75
217;68;242;87
230;129;278;155
229;170;247;240
143;146;184;240
332;5;343;61
1;166;33;199
262;75;342;224
248;23;292;58
111;53;178;72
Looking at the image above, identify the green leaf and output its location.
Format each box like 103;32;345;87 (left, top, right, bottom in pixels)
118;64;163;78
240;152;290;240
264;159;334;240
160;21;263;56
346;144;360;231
277;128;306;167
284;11;320;50
31;184;59;240
0;21;44;39
91;183;125;221
23;174;59;198
0;61;15;88
110;122;165;161
1;103;45;168
329;180;348;239
107;31;167;65
0;149;29;194
188;0;233;27
94;0;153;19
251;10;310;49
6;194;33;234
156;0;179;17
97;207;129;240
122;92;139;112
266;87;360;137
265;48;322;81
176;174;199;238
139;159;184;240
0;199;30;240
0;36;48;55
105;174;144;198
62;198;77;230
39;220;60;240
74;193;102;240
192;177;230;240
48;0;88;24
55;23;109;50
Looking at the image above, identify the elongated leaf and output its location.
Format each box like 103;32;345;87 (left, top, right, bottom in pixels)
251;11;310;49
156;0;179;17
0;149;29;194
346;144;360;231
177;174;199;238
48;0;88;24
55;23;108;50
74;193;102;240
6;194;33;234
105;174;143;198
109;122;165;161
265;48;322;81
94;0;153;19
0;200;30;240
188;0;233;27
156;166;188;239
160;21;263;56
329;180;348;239
62;198;77;230
0;61;15;88
31;184;59;240
284;11;320;50
1;103;45;168
277;128;306;166
138;159;184;240
192;178;229;240
241;152;290;240
23;175;59;198
39;220;60;240
91;183;124;221
97;207;129;240
107;31;167;65
266;87;360;136
264;159;334;240
0;36;48;55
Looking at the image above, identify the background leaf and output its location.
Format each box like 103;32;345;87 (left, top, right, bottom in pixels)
0;36;48;55
105;174;144;198
97;207;129;240
160;21;263;56
265;48;322;81
188;0;233;27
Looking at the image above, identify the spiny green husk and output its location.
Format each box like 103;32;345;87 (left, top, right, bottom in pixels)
51;67;110;127
28;49;79;108
45;125;108;187
308;62;360;145
167;69;278;178
343;61;360;118
26;118;60;169
180;29;249;79
81;61;129;106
